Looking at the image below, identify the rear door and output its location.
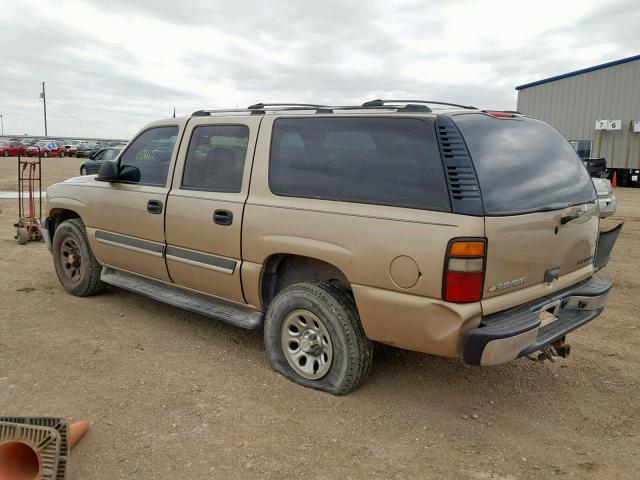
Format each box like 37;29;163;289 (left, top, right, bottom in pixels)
164;116;261;304
450;113;599;313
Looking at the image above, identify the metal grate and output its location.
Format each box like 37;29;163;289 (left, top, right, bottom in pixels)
435;116;484;215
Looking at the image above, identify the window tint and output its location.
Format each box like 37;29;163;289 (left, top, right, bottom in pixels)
182;125;249;192
103;149;117;161
452;114;596;215
119;126;178;185
269;117;450;211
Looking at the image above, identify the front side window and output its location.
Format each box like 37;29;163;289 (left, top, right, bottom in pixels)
269;117;450;211
182;125;249;192
119;126;178;185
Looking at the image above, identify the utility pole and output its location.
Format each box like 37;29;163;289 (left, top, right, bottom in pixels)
40;81;48;136
0;114;3;135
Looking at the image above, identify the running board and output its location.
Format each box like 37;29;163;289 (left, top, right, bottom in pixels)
100;267;264;329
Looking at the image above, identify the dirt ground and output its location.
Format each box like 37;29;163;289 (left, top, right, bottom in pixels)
0;157;639;479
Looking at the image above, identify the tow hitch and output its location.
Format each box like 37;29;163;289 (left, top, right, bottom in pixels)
527;337;571;362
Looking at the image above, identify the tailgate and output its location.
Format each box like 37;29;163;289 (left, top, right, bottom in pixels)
483;202;599;302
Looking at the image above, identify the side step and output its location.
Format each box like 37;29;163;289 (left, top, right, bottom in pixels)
100;267;264;329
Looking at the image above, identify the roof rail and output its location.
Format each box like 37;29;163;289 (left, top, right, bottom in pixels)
247;103;331;110
362;99;477;110
191;100;464;117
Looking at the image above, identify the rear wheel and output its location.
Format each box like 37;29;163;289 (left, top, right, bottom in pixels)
264;281;373;395
59;151;65;158
52;218;106;296
3;151;8;157
43;151;49;158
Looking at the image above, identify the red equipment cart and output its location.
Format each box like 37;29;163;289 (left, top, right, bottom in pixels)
15;154;43;245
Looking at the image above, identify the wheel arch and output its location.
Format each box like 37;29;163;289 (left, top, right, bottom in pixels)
48;208;82;239
260;254;352;309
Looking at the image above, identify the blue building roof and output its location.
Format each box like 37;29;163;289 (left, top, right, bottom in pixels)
515;54;640;90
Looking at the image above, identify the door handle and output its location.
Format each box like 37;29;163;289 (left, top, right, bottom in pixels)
147;199;163;214
213;209;233;225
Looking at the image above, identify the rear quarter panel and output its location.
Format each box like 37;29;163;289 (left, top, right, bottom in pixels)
242;115;484;357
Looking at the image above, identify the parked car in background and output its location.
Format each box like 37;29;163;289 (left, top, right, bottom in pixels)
79;147;122;175
593;177;616;218
24;139;67;157
0;140;25;157
76;143;100;158
63;141;80;157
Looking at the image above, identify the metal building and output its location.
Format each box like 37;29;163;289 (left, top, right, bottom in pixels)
516;54;640;182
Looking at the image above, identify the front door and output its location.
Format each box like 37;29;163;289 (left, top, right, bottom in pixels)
164;116;261;304
87;123;183;282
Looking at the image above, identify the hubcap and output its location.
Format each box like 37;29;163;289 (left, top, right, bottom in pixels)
281;309;333;380
60;237;83;284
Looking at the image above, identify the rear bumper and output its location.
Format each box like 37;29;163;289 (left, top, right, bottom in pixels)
463;276;612;365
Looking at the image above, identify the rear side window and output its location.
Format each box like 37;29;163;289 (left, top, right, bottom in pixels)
452;114;596;215
269;117;450;211
182;125;249;192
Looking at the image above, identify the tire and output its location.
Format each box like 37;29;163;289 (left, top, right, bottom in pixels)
80;166;88;175
59;151;65;158
52;218;106;296
3;151;8;157
43;151;49;158
16;227;29;245
264;281;373;395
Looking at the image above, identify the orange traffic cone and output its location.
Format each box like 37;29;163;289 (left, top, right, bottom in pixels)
69;420;89;448
0;419;88;480
612;170;617;187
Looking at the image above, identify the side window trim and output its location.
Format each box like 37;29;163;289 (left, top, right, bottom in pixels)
115;124;180;187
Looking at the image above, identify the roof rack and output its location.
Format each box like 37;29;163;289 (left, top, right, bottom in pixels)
361;99;477;110
190;100;469;117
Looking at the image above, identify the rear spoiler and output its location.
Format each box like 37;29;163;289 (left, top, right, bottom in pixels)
594;223;623;271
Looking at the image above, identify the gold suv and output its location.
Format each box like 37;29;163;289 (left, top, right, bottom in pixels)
43;100;622;395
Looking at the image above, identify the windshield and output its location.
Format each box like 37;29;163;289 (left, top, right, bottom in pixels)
452;114;596;215
35;140;49;147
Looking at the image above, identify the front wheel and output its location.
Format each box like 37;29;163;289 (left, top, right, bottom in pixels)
43;151;49;158
52;218;106;296
264;281;373;395
59;151;65;158
3;151;8;157
80;166;88;175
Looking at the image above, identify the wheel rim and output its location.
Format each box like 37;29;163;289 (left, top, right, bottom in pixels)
81;168;86;175
59;237;84;284
281;309;333;380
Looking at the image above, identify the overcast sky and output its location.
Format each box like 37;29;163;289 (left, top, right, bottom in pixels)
0;0;637;139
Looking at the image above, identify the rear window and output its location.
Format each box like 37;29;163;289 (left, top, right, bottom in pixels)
452;114;596;215
269;117;450;211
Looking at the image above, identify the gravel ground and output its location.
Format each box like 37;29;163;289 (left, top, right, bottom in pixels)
0;157;639;479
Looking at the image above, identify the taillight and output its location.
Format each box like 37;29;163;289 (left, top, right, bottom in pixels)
443;239;486;303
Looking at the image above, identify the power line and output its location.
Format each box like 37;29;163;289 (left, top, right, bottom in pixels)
44;101;131;136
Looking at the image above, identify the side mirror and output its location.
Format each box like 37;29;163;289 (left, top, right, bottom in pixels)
97;161;119;182
119;165;141;182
